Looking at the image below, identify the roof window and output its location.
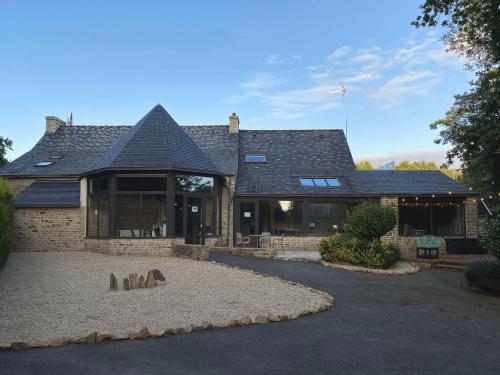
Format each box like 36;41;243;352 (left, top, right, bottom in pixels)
300;178;341;187
245;154;267;163
34;161;54;167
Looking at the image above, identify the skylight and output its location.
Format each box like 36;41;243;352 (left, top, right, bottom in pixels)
34;161;53;167
300;178;341;187
245;154;267;163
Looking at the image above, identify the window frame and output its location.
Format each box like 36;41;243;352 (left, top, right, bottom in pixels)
244;154;267;163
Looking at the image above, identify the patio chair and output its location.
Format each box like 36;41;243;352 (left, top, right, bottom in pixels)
235;232;250;247
272;233;285;250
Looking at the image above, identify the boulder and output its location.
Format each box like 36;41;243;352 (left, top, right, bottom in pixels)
150;269;165;281
11;341;30;350
129;273;140;289
146;270;157;288
110;273;118;291
130;326;150;340
96;331;112;342
49;337;72;347
123;277;130;291
237;316;252;326
139;275;145;288
253;315;269;324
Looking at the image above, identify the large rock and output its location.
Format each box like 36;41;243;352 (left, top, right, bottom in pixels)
150;269;165;281
146;270;157;288
139;275;145;288
123;277;130;291
110;273;118;291
129;273;140;289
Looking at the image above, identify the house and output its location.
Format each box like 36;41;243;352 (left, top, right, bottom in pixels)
0;104;481;259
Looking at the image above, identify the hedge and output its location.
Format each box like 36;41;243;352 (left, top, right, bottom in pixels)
319;234;400;269
344;202;397;241
464;261;500;295
0;178;15;269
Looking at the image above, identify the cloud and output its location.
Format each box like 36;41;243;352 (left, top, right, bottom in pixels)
240;73;286;89
328;46;352;61
263;54;303;65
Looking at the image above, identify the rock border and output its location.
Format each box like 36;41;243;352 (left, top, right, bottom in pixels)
0;260;333;351
321;260;420;275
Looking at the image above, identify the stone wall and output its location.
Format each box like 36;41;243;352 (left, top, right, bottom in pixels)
465;197;479;239
172;244;209;260
5;178;35;194
219;175;235;247
12;207;84;252
280;236;324;250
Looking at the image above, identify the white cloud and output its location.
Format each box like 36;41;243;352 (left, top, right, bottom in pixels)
240;73;286;90
264;54;285;64
328;46;352;61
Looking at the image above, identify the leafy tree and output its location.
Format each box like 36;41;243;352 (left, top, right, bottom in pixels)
344;202;397;242
355;160;374;170
483;207;500;260
413;1;500;206
0;178;15;269
0;136;13;168
395;160;439;170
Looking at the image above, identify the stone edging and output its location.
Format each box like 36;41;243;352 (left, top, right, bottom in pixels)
0;260;333;351
321;260;420;275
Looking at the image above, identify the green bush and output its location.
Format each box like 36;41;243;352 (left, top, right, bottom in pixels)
0;178;15;269
483;206;500;260
464;261;500;295
319;234;400;269
344;202;397;241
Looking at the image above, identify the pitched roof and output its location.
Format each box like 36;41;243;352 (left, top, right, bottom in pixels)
14;181;80;207
86;105;220;174
235;129;356;195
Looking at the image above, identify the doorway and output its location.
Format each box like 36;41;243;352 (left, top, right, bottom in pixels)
186;197;205;245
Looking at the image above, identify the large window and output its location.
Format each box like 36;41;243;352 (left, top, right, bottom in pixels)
176;175;213;194
116;195;167;237
259;200;303;235
87;177;109;237
398;197;465;236
308;202;354;234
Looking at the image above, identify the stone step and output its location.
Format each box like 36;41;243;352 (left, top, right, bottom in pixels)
431;262;465;271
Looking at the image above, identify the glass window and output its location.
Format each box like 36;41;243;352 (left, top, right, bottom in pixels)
90;178;109;193
175;195;184;236
176;175;214;194
259;200;303;236
116;195;141;237
313;178;328;186
87;195;98;237
325;178;340;187
245;155;267;162
434;205;464;236
116;194;167;237
239;202;256;236
142;195;167;237
117;176;166;191
98;195;109;237
309;203;354;234
300;178;315;186
87;191;109;237
398;206;431;236
34;161;53;167
205;197;214;236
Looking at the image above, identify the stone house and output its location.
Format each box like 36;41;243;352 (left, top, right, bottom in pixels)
0;104;483;260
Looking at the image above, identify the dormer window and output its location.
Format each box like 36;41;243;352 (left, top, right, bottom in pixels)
245;154;267;163
300;178;341;187
34;161;53;167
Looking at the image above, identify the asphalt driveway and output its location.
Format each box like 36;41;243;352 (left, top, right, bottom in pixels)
1;253;499;375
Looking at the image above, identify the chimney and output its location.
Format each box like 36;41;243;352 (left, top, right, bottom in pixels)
45;116;66;135
229;112;239;134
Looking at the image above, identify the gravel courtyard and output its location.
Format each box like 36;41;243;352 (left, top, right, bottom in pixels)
0;252;329;343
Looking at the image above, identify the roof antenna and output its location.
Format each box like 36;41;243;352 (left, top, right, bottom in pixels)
67;113;73;126
329;84;348;140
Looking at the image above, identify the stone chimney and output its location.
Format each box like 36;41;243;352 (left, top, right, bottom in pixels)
229;113;239;134
45;116;66;135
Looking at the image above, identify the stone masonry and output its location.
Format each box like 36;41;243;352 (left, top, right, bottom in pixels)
6;178;35;194
12;208;84;252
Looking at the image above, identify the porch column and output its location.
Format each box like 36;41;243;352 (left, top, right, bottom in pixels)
465;197;478;239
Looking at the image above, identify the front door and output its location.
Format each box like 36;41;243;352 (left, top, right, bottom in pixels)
186;197;204;245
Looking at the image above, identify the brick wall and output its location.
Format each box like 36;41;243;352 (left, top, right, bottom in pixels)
12;207;84;252
465;197;479;238
5;178;35;194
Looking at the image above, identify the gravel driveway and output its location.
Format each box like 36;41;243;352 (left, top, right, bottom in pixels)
0;252;328;343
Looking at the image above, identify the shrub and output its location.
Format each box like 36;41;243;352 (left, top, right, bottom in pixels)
0;178;15;269
344;202;397;241
482;206;500;260
464;261;500;295
319;234;400;269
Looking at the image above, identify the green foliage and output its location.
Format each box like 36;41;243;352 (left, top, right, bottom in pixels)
0;136;13;168
319;234;400;269
464;261;500;295
344;202;397;241
395;160;439;170
483;208;500;260
355;160;373;170
0;178;15;269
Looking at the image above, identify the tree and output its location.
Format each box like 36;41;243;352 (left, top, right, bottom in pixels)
0;178;15;269
344;202;397;242
413;1;500;206
395;160;439;170
0;137;13;168
355;160;373;170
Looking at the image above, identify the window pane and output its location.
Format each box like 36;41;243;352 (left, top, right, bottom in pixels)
176;175;214;193
90;178;108;193
117;177;166;191
398;206;431;236
300;178;315;186
98;195;109;237
87;195;98;236
434;205;464;236
259;200;303;236
313;179;328;186
175;195;184;236
245;155;266;162
116;195;141;237
142;195;167;237
308;203;353;234
206;197;214;236
325;178;340;187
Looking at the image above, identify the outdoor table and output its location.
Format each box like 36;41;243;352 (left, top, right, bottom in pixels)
248;234;262;248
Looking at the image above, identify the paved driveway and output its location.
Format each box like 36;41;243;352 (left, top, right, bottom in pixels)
1;253;500;375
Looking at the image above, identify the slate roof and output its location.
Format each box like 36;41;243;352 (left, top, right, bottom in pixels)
86;105;220;175
235;129;357;195
14;181;80;207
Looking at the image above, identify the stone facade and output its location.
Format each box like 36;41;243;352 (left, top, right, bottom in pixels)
219;175;235;247
465;197;479;238
5;178;35;194
12;207;84;252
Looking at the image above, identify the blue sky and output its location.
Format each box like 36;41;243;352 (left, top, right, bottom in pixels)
1;0;472;165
